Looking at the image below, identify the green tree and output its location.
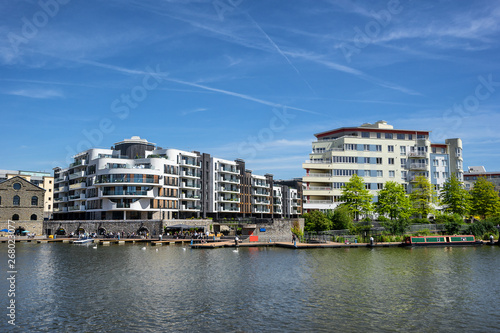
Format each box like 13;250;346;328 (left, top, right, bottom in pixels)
440;174;471;216
340;174;373;221
329;205;353;230
376;181;412;220
410;175;437;218
382;218;411;235
303;210;331;232
469;177;500;219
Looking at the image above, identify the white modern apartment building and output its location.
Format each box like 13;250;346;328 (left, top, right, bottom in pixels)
53;136;301;221
302;121;463;212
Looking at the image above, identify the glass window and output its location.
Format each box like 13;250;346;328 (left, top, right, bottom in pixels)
31;196;38;206
361;132;370;138
31;214;37;221
13;195;20;206
408;134;413;140
397;133;405;140
12;214;19;221
388;145;394;152
385;133;393;139
376;133;381;138
389;171;395;177
376;145;382;151
400;146;406;155
376;158;382;164
388;158;395;165
13;183;21;190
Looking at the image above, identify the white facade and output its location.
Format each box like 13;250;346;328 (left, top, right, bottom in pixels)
303;121;463;212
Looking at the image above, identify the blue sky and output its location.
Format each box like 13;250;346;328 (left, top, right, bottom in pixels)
1;0;500;179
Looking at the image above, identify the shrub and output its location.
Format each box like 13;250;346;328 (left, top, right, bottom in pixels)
377;215;390;222
415;229;433;236
411;218;430;224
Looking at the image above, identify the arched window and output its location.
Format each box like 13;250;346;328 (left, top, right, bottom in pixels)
12;214;19;221
13;195;20;206
31;196;38;206
31;214;37;221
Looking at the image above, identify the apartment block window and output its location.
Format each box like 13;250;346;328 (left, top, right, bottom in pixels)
377;183;384;190
389;171;395;178
364;157;370;164
376;145;382;151
417;134;426;139
400;146;406;155
432;147;436;153
433;159;438;166
441;148;446;153
442;172;448;178
365;183;370;190
401;171;407;179
388;145;394;152
362;132;370;138
408;134;413;140
377;133;381;138
401;158;407;167
397;133;405;140
434;172;439;178
388;158;395;165
364;144;370;151
377;170;383;177
442;160;447;167
376;158;382;164
385;133;393;139
345;144;356;150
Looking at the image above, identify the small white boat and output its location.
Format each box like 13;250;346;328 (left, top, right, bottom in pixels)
73;237;94;245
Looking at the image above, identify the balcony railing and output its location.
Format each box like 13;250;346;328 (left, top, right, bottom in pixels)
409;163;428;170
304;173;332;178
103;190;149;196
408;151;427;158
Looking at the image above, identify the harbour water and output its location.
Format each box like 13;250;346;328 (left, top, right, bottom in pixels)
1;243;500;332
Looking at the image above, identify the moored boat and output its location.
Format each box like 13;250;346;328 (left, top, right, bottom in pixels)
403;235;483;246
73;237;94;244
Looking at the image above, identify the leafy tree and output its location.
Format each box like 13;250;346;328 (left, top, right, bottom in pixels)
466;219;496;238
303;210;331;232
340;174;373;221
409;175;437;218
436;213;464;235
469;177;500;219
376;181;412;220
440;174;471;216
382;218;411;235
329;205;353;230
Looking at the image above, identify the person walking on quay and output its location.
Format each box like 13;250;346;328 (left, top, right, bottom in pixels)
235;235;239;247
292;233;296;244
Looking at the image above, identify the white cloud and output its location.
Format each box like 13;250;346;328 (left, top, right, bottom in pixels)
5;89;64;99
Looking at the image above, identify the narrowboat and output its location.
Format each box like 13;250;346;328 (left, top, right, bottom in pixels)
403;235;483;247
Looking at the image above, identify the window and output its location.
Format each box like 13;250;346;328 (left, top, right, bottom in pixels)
377;170;383;177
442;172;448;178
388;145;394;152
13;183;21;190
362;132;370;138
0;196;1;205
401;171;407;179
433;159;438;166
376;158;382;164
12;214;19;221
31;214;37;221
400;146;406;155
434;172;439;178
377;183;384;190
48;205;51;210
376;133;381;139
397;133;405;140
364;144;370;151
441;148;446;154
345;144;356;150
432;147;436;153
49;189;52;192
364;157;370;164
13;195;20;206
442;160;447;167
401;158;407;167
389;171;395;178
388;158;395;165
417;134;426;139
31;196;38;206
408;134;413;140
385;133;393;139
376;145;382;151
